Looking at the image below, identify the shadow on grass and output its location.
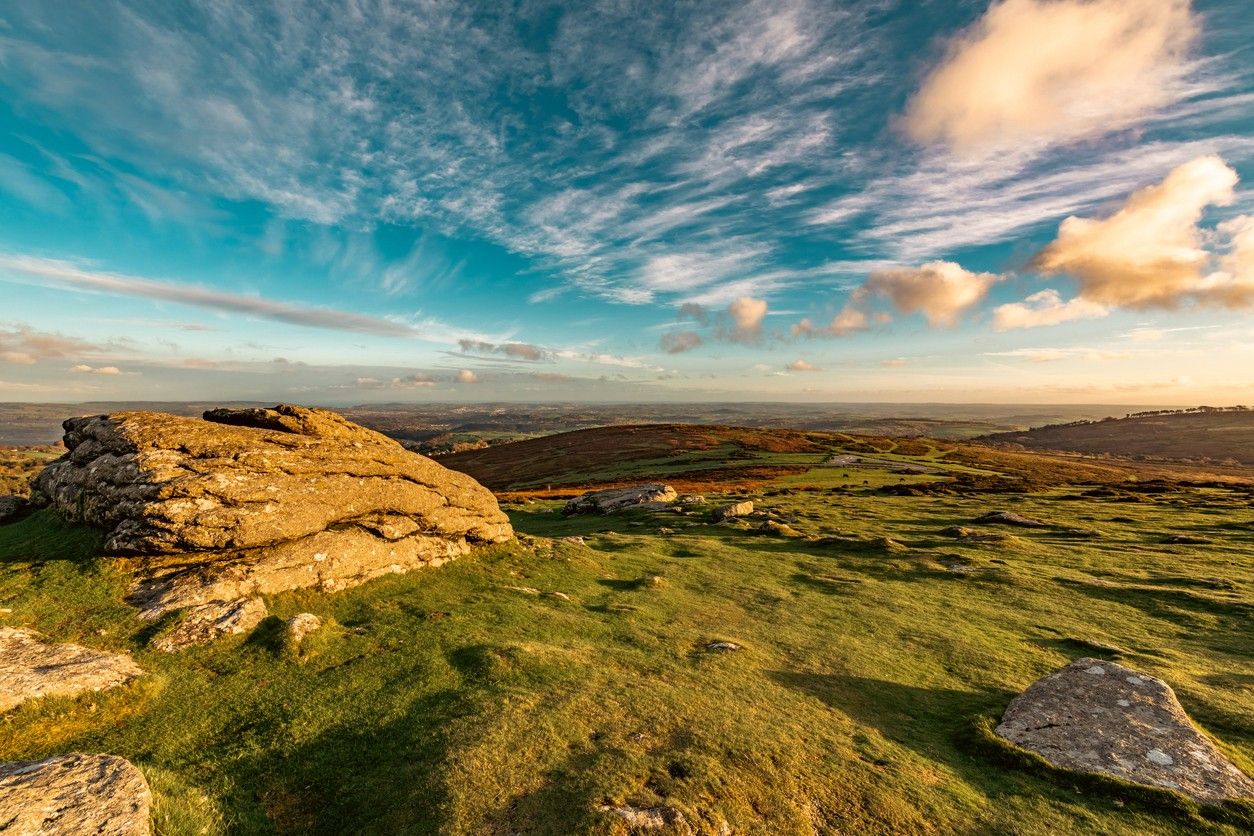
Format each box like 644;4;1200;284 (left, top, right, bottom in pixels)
0;508;103;565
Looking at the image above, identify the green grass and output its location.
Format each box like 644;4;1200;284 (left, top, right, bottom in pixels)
1;484;1252;834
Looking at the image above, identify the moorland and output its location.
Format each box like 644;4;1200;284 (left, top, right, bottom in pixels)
0;410;1251;834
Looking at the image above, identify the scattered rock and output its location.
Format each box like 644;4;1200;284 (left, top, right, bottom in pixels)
974;510;1048;528
644;575;664;587
0;627;142;713
505;585;541;595
706;641;741;652
563;484;678;516
995;658;1254;802
561;536;585;545
677;494;706;505
542;591;572;601
31;405;511;620
1161;535;1211;545
0;495;30;525
285;612;322;646
758;520;802;538
598;804;693;834
150;596;268;652
713;501;754;521
0;753;151;836
940;526;1009;543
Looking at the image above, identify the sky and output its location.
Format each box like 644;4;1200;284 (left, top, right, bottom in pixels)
0;0;1252;405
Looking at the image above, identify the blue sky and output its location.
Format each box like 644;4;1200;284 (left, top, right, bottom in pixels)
1;0;1252;403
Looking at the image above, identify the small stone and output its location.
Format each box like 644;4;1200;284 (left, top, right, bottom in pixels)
542;591;571;601
150;597;267;652
1117;699;1131;707
0;753;151;835
1147;749;1174;766
973;510;1048;528
598;804;692;834
563;484;677;515
1084;665;1106;675
713;501;754;522
505;585;541;595
285;613;322;646
706;641;740;652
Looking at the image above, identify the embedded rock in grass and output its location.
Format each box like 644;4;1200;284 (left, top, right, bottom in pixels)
0;627;142;713
995;658;1254;802
562;483;677;515
0;753;151;835
285;612;323;647
598;804;693;834
974;510;1047;528
0;495;30;524
713;500;753;521
31;405;512;618
150;597;268;653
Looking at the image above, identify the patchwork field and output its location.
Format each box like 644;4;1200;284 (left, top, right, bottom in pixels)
1;425;1252;834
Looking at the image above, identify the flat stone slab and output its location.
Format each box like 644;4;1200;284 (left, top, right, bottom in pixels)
0;753;151;835
563;483;677;515
996;658;1254;802
150;596;268;652
0;627;142;713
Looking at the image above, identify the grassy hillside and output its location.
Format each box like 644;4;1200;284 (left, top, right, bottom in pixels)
441;424;1252;495
1;435;1252;833
979;411;1254;465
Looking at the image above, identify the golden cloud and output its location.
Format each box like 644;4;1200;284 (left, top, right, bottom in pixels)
904;0;1195;151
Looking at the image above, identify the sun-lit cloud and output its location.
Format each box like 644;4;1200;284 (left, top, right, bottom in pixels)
727;296;768;342
993;289;1109;330
70;363;123;375
904;0;1197;152
1033;155;1252;309
457;369;478;383
786;359;820;372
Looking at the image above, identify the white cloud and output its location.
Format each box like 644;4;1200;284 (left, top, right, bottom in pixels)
457;369;478;384
904;0;1197;152
1034;155;1252;309
786;359;820;372
993;289;1109;330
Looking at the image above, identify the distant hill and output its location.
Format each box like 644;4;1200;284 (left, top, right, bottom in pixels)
978;409;1254;465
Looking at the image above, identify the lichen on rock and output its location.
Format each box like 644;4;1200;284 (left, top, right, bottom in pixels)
31;404;512;619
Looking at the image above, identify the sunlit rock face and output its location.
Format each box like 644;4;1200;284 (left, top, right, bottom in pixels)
33;404;512;619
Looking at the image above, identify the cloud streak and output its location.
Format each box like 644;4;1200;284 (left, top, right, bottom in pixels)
0;254;424;337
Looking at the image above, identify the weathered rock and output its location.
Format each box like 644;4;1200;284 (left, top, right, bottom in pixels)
598;804;693;834
713;500;753;521
0;753;151;835
0;627;142;713
31;405;511;618
150;597;268;652
941;525;1010;543
706;641;741;652
0;495;30;525
758;520;802;538
285;612;323;647
996;658;1254;802
974;510;1047;528
563;483;677;515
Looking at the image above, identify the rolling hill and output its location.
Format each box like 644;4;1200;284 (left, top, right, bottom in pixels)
978;410;1254;465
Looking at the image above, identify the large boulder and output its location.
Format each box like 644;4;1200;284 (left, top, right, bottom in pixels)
0;627;142;713
0;753;151;835
32;405;512;618
563;483;677;515
996;658;1254;802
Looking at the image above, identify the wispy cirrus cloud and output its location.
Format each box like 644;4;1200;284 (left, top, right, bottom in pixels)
0;254;428;337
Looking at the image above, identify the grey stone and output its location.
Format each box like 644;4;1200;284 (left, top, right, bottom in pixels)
996;658;1254;802
0;627;142;713
0;496;30;525
713;501;753;521
563;484;678;515
0;753;151;836
974;510;1048;528
150;597;268;652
